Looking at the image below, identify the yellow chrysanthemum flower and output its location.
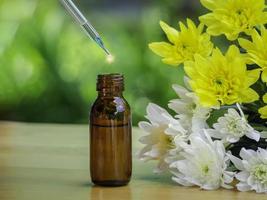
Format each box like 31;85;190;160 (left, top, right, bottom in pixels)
148;19;213;66
259;94;267;119
184;45;260;107
199;0;267;41
239;27;267;83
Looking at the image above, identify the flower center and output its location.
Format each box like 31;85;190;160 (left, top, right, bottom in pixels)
233;8;251;30
221;6;252;32
202;165;210;175
226;119;245;137
211;74;240;105
213;77;228;96
160;133;175;149
215;79;223;85
251;164;267;184
213;77;227;88
176;43;195;61
236;10;242;15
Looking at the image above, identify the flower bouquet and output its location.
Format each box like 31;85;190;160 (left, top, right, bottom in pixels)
138;0;267;193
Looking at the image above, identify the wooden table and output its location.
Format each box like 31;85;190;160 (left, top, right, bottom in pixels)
0;122;265;200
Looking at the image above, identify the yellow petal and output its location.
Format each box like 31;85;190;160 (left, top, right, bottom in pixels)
226;45;240;60
263;93;267;103
197;23;205;34
179;21;187;33
196;89;220;107
251;29;263;47
230;58;246;78
200;0;217;10
199;13;218;25
261;68;267;82
162;57;181;66
225;32;239;41
212;48;224;61
186;18;197;31
225;94;240;105
159;21;178;44
259;106;267;119
148;42;174;57
238;38;255;51
246;69;260;86
261;25;267;38
253;0;265;10
184;61;196;78
240;88;259;103
193;54;211;78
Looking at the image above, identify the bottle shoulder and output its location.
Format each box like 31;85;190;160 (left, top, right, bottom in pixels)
92;96;130;109
90;96;131;123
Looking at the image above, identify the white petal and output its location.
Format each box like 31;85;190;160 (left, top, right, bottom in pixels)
138;145;152;159
191;117;208;133
260;131;267;139
224;172;234;183
169;161;178;169
138;121;152;132
168;100;189;114
139;135;157;145
145;145;161;158
255;184;266;193
146;103;171;124
221;182;233;189
165;155;181;164
201;183;219;190
247;175;255;186
203;129;214;144
172;84;191;100
246;131;260;142
235;171;249;182
257;148;267;161
183;76;192;90
236;182;252;192
165;127;178;136
228;108;241;118
167;122;186;135
205;129;223;139
227;153;245;170
226;136;240;143
240;148;256;160
172;176;193;186
176;160;189;174
243;160;252;171
154;159;168;173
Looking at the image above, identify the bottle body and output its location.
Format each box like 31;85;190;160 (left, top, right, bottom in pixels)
90;74;132;186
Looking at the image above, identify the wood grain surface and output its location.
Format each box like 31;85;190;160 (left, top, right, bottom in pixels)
0;121;266;200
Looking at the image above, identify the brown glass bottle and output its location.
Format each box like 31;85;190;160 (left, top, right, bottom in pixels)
90;74;132;186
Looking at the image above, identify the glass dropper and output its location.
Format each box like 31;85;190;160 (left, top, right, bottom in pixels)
60;0;111;55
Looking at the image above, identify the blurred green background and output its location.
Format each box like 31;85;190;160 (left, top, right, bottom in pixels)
0;0;203;125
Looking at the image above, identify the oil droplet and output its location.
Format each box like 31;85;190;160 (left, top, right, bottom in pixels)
106;54;115;64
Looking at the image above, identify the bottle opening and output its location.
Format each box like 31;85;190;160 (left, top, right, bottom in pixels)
97;73;124;91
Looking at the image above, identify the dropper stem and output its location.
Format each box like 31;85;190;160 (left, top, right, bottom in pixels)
60;0;110;55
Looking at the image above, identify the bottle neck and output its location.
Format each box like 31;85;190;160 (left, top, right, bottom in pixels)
98;89;123;97
96;74;124;97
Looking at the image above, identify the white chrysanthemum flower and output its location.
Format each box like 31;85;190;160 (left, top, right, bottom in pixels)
228;148;267;193
168;79;211;133
206;104;260;143
138;103;188;173
170;131;234;190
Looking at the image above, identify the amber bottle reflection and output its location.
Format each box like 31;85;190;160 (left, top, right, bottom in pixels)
90;74;132;186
